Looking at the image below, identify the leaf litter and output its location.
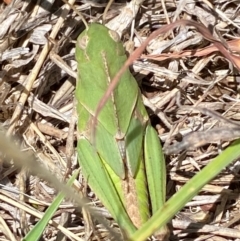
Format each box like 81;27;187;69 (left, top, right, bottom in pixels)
1;0;240;240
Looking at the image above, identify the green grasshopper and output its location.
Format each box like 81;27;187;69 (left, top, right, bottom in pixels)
75;23;167;238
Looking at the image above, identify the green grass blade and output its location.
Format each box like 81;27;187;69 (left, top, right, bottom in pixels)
130;138;240;241
23;170;79;241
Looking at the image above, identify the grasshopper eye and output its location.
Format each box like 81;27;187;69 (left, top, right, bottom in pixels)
108;30;120;43
78;35;89;50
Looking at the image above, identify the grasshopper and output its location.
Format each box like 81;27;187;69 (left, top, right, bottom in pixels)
75;23;167;239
